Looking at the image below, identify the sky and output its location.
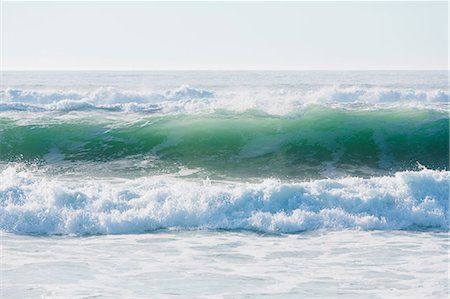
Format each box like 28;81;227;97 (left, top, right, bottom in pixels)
2;1;448;70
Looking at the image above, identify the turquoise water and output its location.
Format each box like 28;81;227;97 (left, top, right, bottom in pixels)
1;107;448;179
1;71;448;297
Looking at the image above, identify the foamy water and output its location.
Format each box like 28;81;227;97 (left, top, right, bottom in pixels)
1;71;448;298
3;231;448;298
1;165;448;235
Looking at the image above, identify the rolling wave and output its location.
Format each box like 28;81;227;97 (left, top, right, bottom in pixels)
1;107;447;178
1;74;449;236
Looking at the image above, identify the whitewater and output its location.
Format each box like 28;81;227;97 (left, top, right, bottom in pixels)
1;71;449;298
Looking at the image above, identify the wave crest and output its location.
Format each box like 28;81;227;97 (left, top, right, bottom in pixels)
0;86;448;114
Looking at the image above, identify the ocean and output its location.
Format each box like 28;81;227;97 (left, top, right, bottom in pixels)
1;71;449;298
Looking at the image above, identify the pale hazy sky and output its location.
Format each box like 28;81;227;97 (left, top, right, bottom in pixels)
2;1;448;70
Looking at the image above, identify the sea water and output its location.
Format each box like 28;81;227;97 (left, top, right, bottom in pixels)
1;71;449;298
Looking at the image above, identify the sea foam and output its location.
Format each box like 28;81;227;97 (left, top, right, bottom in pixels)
0;85;448;114
1;165;448;235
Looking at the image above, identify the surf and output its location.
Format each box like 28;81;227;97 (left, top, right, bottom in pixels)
0;106;447;179
0;164;448;235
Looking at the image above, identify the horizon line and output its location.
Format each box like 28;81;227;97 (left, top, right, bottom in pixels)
2;69;448;72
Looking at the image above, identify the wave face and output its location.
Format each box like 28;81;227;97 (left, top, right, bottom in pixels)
0;107;447;178
1;71;448;235
0;165;448;235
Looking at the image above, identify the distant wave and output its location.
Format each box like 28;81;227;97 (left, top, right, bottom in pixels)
0;165;448;235
1;85;214;103
0;85;448;114
304;86;449;103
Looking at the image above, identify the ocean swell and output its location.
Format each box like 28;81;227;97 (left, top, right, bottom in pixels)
1;107;447;178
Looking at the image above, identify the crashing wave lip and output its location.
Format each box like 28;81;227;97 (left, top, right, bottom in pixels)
0;165;448;236
0;102;46;112
0;101;163;113
164;85;214;100
304;86;449;103
1;86;447;104
0;85;215;113
46;100;163;113
0;85;215;104
0;100;448;115
0;86;448;115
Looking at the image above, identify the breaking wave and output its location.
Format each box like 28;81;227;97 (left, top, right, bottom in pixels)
0;165;448;235
0;86;448;114
1;106;447;178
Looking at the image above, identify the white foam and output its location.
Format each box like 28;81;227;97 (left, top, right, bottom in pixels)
0;85;448;115
0;165;448;235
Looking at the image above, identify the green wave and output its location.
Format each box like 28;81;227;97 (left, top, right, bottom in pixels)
0;107;448;178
